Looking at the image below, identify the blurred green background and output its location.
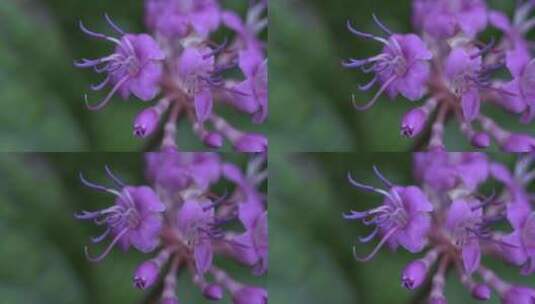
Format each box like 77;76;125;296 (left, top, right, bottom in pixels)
0;0;263;152
270;0;535;152
270;152;535;303
0;152;265;303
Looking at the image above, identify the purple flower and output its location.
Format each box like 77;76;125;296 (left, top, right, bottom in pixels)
413;152;489;192
176;199;215;274
75;171;165;262
500;46;535;119
232;50;268;123
75;16;165;111
232;286;268;304
413;0;488;38
145;151;221;193
176;46;217;122
502;201;535;274
344;16;432;110
444;47;485;121
344;168;433;260
76;153;267;303
445;199;483;274
145;0;221;38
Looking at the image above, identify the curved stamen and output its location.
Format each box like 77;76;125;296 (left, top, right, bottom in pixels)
372;13;393;35
105;165;125;188
84;228;128;262
373;165;393;188
84;76;129;111
471;37;496;59
352;76;397;111
79;20;109;39
91;76;111;91
91;228;111;243
347;172;392;197
346;20;389;44
104;13;125;35
359;227;379;243
204;38;229;59
353;227;398;262
358;76;378;91
79;172;110;192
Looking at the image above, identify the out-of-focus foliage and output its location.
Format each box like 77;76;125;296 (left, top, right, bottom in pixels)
0;153;264;303
0;0;261;152
270;152;535;303
269;0;535;152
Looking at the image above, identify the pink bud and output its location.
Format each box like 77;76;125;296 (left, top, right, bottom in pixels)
133;260;159;289
502;134;535;152
232;286;267;304
471;283;491;300
203;283;224;300
203;132;224;149
133;108;159;138
401;108;426;138
471;132;491;149
401;260;427;290
234;134;267;152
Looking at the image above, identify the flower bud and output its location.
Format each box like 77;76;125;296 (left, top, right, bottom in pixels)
401;260;427;290
401;108;426;138
502;134;535;152
203;283;224;300
234;134;267;152
134;108;159;138
502;286;535;304
203;132;224;149
471;132;490;149
133;260;159;289
232;286;267;304
471;283;491;301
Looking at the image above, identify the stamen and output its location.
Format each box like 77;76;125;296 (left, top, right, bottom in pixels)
84;228;128;262
91;76;111;91
346;20;389;44
91;228;111;243
373;165;393;188
347;172;392;197
79;172;111;192
372;13;393;35
352;227;398;262
352;76;397;111
104;13;125;35
105;165;126;187
84;76;129;111
358;76;378;91
359;227;379;243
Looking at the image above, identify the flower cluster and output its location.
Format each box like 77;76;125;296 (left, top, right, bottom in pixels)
344;1;535;152
75;0;268;152
344;152;535;303
75;152;268;303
